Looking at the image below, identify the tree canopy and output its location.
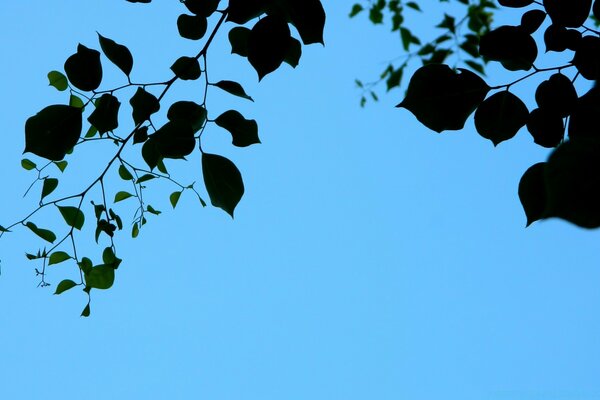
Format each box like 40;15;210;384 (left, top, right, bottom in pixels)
1;0;599;315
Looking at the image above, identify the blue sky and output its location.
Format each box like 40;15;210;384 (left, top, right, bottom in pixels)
1;1;600;399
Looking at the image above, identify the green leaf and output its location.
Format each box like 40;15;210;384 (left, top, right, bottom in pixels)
81;303;91;317
79;257;93;274
58;206;85;230
349;4;364;17
136;174;156;184
98;33;134;77
69;94;85;109
177;14;208;40
85;125;98;138
397;64;490;133
170;191;182;209
54;160;68;172
102;247;122;269
0;225;10;233
170;56;201;80
118;165;133;181
202;153;245;218
131;223;140;238
142;138;161;170
146;205;161;215
114;191;134;202
54;279;78;295
25;222;56;243
47;71;68;91
85;265;115;290
21;159;37;171
215;110;260;147
24;105;82;161
41;178;59;200
64;43;103;92
214;80;254;101
48;251;71;265
130;87;160;125
87;93;120;133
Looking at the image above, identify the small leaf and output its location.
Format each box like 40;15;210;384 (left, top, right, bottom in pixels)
25;222;56;243
21;159;37;171
49;251;71;265
146;205;161;215
136;174;156;184
202;153;245;217
54;279;78;295
0;225;10;233
102;247;122;269
215;110;260;147
170;56;201;80
114;191;134;202
177;14;208;40
81;303;91;317
41;178;59;200
229;26;250;57
170;191;182;209
118;165;133;181
88;93;120;133
130;88;160;125
214;80;254;101
69;94;85;109
54;161;68;172
283;37;302;68
350;4;363;17
132;223;140;238
98;33;134;77
79;257;93;274
47;71;68;91
58;206;85;230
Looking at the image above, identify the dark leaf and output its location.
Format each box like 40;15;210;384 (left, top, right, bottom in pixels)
568;85;600;139
49;251;71;266
526;108;564;148
518;162;547;226
185;0;220;16
573;36;600;80
544;24;569;52
170;56;201;80
177;14;208;40
248;15;291;81
535;73;578;117
544;0;592;28
24;105;82;161
167;101;207;132
118;165;133;181
227;0;266;24
98;33;134;77
87;93;120;133
475;91;529;146
58;206;85;230
520;9;546;34
25;222;56;243
397;64;490;132
41;178;59;200
283;37;302;68
64;44;102;92
153;121;196;158
286;0;326;45
130;87;160;125
498;0;534;6
21;159;37;170
214;80;254;101
229;27;250;57
85;265;115;290
47;71;68;91
142;138;161;170
170;191;182;209
202;153;244;217
114;191;134;202
133;126;149;144
215;110;260;147
479;25;537;71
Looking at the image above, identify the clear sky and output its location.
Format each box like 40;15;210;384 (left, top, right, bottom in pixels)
1;1;599;399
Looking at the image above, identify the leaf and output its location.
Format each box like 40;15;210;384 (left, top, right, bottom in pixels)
87;93;120;133
177;14;208;40
132;223;140;238
248;15;291;81
518;162;548;227
397;64;490;132
229;27;250;57
102;247;122;269
544;0;592;28
136;174;156;184
474;91;529;146
167;101;207;132
79;257;93;274
69;94;85;109
133;126;149;144
152;121;196;158
114;191;134;202
24;105;82;161
0;225;10;233
498;0;534;6
118;165;133;181
146;205;161;215
54;160;68;172
215;110;260;147
286;0;326;45
520;9;546;34
130;87;160;125
573;35;600;80
479;25;537;71
227;0;266;24
535;73;578;118
349;4;364;17
64;43;102;92
170;191;182;209
202;153;245;217
25;222;56;243
58;206;85;230
214;80;254;101
81;303;91;317
48;251;71;265
568;86;600;140
85;265;115;290
47;71;68;91
142;138;161;170
545;138;600;228
41;178;59;200
283;37;302;68
54;279;78;295
170;56;201;80
185;0;219;17
98;33;134;77
21;159;36;171
526;108;564;148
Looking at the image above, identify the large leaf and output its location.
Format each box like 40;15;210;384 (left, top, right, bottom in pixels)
248;15;291;81
153;121;196;158
202;153;244;217
474;91;529;146
85;265;115;290
98;33;134;77
479;25;537;71
167;101;207;132
573;36;600;80
397;64;490;132
229;27;250;57
535;73;577;118
526;108;564;148
285;0;326;45
227;0;266;24
544;0;592;28
518;162;547;227
54;279;78;295
170;56;201;80
215;110;260;147
184;0;220;17
64;44;102;92
24;105;82;161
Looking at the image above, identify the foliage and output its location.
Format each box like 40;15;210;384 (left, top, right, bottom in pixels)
352;0;600;229
0;0;325;316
